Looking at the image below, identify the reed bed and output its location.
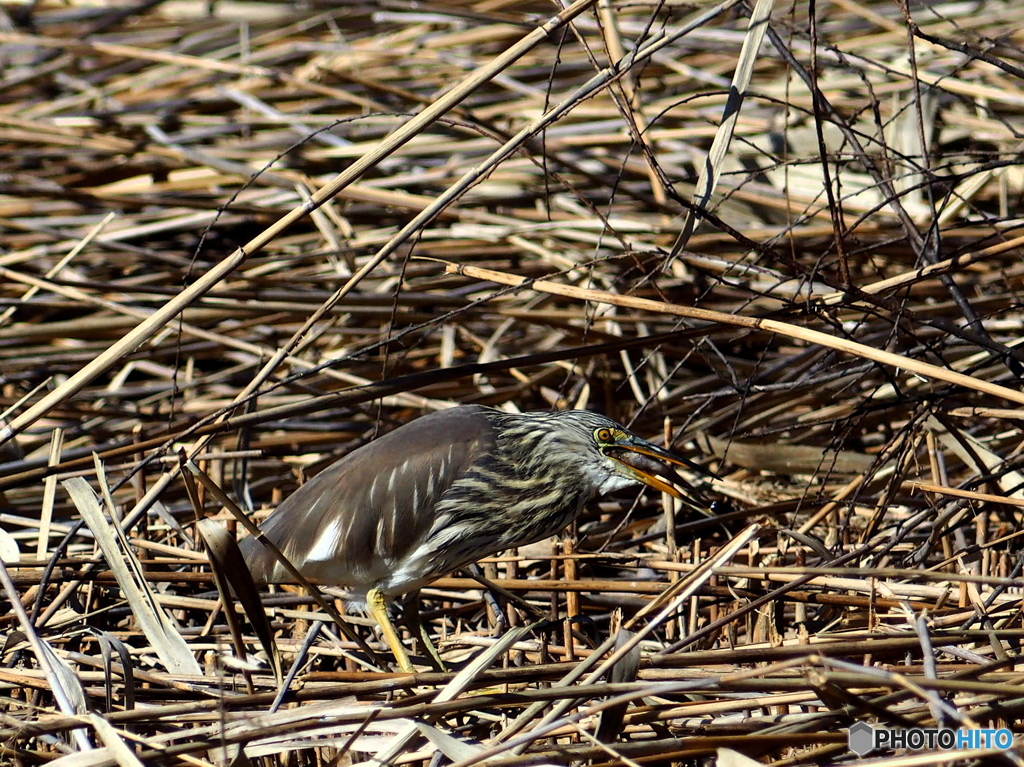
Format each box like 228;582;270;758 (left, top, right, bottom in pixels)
2;0;1024;765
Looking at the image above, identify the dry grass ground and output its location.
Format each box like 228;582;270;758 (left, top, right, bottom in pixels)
2;0;1024;765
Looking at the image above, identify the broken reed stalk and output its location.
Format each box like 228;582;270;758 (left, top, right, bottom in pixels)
1;1;1024;765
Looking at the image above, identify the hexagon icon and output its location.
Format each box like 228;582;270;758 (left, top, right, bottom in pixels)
848;722;875;755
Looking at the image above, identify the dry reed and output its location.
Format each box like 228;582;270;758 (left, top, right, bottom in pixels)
2;1;1024;765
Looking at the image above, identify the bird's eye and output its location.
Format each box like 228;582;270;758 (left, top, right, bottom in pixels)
595;427;613;442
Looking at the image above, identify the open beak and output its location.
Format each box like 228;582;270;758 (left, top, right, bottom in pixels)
604;437;714;510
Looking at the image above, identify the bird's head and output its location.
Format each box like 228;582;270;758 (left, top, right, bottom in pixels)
500;409;712;511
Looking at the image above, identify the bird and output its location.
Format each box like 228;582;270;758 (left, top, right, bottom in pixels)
240;404;711;672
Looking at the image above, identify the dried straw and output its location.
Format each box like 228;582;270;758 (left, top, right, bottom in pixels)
2;1;1024;765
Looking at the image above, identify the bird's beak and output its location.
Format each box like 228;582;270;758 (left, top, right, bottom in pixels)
604;437;713;508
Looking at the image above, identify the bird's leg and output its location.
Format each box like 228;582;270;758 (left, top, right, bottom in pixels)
400;590;446;671
367;587;414;673
467;563;507;635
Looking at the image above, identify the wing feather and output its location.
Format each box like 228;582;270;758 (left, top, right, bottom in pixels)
240;406;495;592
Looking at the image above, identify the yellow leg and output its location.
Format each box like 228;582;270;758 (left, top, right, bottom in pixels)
367;587;414;673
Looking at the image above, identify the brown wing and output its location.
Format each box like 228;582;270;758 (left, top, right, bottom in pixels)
239;406;495;592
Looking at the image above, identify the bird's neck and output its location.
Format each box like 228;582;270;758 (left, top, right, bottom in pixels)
491;413;607;499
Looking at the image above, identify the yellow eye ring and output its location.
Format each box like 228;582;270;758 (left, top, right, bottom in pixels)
595;427;613;442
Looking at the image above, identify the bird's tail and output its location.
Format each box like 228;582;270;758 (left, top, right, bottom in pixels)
238;534;277;584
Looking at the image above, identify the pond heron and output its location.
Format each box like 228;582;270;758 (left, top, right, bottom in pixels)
240;405;710;671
